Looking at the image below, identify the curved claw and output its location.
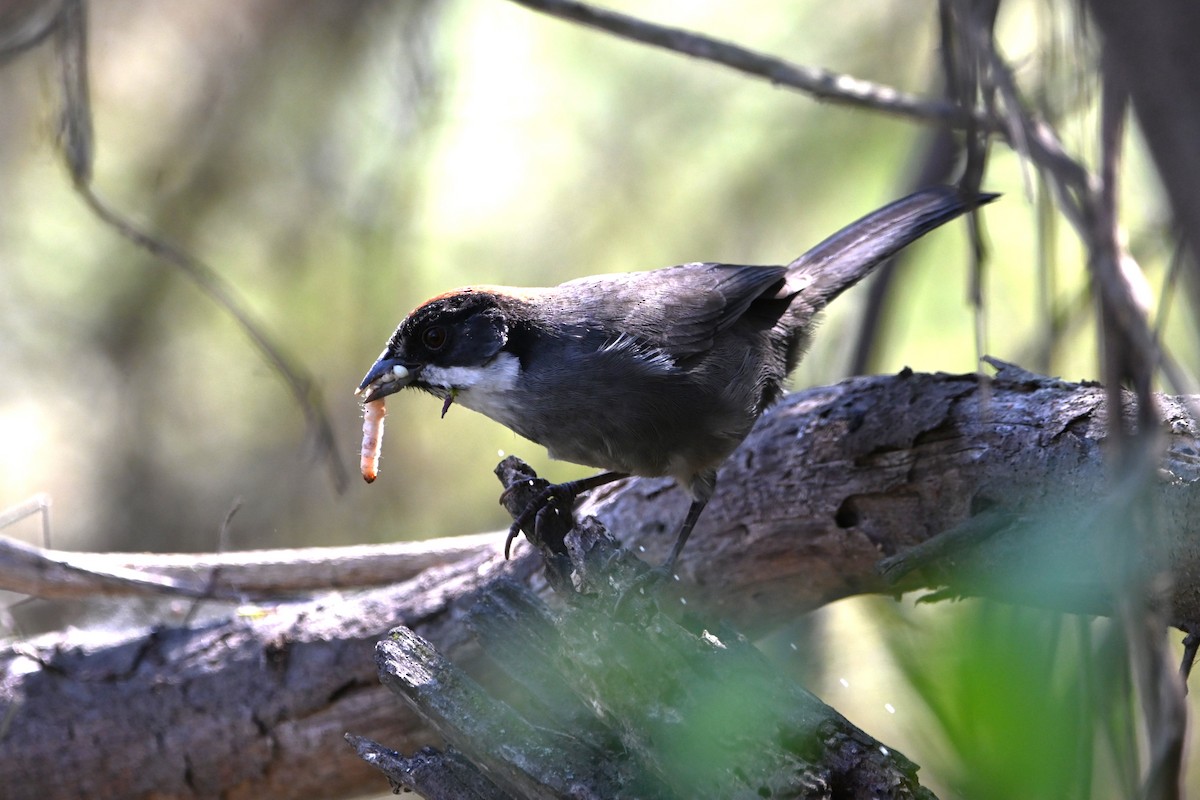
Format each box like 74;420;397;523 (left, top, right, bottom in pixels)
502;483;571;560
504;518;522;560
500;472;628;560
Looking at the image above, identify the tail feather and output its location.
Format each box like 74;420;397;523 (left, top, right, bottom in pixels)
781;186;997;306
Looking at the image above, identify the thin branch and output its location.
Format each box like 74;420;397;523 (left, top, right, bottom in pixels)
53;0;91;184
6;373;1200;799
72;183;349;491
0;533;245;602
966;16;1089;228
1095;73;1184;800
505;0;989;130
48;1;348;493
0;532;498;601
0;495;51;547
0;0;62;65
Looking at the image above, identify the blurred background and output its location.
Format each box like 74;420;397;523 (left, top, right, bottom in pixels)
0;0;1193;797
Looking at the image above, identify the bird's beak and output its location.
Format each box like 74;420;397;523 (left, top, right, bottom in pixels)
356;357;421;403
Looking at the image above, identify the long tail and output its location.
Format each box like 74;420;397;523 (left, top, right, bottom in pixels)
780;186;997;307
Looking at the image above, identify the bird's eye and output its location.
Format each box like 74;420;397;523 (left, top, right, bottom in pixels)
422;325;448;351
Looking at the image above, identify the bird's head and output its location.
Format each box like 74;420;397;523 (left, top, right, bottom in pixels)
356;288;520;405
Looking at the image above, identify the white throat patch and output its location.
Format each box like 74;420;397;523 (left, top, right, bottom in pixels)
421;352;522;425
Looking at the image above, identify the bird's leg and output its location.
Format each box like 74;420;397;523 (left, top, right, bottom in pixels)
652;469;717;577
659;495;709;577
503;471;628;559
615;494;710;616
628;495;710;590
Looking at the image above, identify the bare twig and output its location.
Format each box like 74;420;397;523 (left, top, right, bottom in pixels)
180;498;245;627
0;532;498;601
46;0;348;493
965;5;1172;406
939;0;1000;373
505;0;989;130
0;534;244;602
0;0;62;64
52;0;90;182
73;186;350;493
963;12;1089;228
0;494;51;547
1094;73;1184;800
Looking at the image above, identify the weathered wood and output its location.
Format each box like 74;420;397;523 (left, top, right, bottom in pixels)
0;531;497;600
346;735;514;799
361;472;936;799
583;366;1200;630
3;371;1198;798
0;542;532;800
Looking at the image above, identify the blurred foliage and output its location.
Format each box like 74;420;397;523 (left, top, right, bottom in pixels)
881;599;1138;799
2;0;1186;553
0;0;1196;794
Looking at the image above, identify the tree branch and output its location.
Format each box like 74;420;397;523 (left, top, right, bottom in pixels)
4;369;1200;798
48;0;349;493
0;532;496;601
504;0;987;129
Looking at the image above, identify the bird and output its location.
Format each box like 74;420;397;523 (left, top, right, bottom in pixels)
357;186;994;579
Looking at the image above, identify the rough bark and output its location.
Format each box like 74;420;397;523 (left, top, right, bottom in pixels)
2;369;1198;798
353;462;935;799
587;365;1200;630
0;545;536;800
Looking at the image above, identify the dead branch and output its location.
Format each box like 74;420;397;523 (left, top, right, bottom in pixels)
45;0;349;492
350;458;934;799
0;533;496;601
505;0;987;129
3;369;1199;799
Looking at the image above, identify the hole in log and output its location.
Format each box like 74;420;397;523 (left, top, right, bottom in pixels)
834;497;860;529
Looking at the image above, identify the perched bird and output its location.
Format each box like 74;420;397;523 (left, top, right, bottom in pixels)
358;186;994;577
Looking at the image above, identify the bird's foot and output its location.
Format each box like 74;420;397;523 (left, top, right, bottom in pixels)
502;472;628;560
503;481;580;559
